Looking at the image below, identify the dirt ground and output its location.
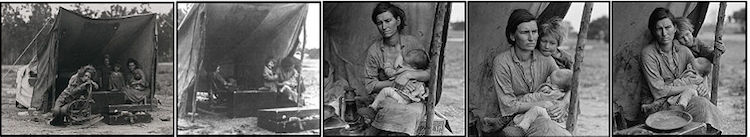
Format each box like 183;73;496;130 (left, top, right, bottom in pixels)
559;37;610;136
176;59;320;135
434;30;466;136
1;63;174;135
698;32;746;135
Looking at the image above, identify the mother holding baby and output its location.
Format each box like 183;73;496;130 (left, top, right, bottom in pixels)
485;9;572;136
640;7;723;132
356;2;432;136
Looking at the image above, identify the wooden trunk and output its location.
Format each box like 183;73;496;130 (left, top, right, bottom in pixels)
257;107;320;133
91;91;126;114
231;90;298;117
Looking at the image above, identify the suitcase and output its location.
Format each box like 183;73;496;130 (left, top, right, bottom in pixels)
231;90;298;117
103;111;152;125
91;91;126;114
257;107;320;133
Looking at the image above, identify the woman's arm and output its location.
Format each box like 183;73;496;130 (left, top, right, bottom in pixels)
641;50;695;99
364;46;395;94
493;56;553;116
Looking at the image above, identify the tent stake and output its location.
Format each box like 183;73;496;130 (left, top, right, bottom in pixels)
566;2;593;133
711;2;726;104
425;3;450;135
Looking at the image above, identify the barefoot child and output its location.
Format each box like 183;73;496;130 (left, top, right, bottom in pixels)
513;69;573;131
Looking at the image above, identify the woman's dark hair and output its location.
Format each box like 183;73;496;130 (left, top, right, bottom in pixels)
372;2;407;32
127;58;140;69
648;7;675;37
506;9;537;45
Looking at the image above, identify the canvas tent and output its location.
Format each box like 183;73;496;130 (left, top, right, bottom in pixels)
21;8;158;112
467;2;572;129
176;3;308;115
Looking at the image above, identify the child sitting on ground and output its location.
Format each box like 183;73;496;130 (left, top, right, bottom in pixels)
358;49;430;120
513;69;573;131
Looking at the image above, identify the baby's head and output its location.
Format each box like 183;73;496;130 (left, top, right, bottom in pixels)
673;17;695;46
403;49;429;70
691;57;712;77
548;69;574;90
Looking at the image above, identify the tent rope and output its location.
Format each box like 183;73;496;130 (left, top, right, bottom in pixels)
2;18;51;79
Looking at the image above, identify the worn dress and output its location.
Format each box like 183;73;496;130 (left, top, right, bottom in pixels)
640;41;722;131
363;34;428;135
122;69;148;103
493;48;571;136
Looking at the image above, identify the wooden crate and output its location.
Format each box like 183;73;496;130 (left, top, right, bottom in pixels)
257;107;320;133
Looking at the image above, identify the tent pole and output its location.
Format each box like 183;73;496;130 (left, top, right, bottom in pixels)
710;2;726;105
298;15;307;107
2;19;50;79
425;3;450;135
566;2;593;133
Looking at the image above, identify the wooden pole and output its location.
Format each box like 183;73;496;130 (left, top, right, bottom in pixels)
710;2;726;104
566;2;593;133
425;3;450;135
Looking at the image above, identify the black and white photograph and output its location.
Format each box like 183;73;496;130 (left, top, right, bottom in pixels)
175;3;321;135
467;2;609;136
322;2;465;136
1;3;175;135
612;2;747;135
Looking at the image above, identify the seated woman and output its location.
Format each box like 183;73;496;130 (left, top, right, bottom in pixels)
356;3;432;136
480;9;571;136
639;8;722;132
50;65;99;126
122;58;149;104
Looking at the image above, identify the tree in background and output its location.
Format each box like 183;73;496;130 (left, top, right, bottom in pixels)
1;3;52;64
587;16;609;43
1;3;174;64
731;7;746;33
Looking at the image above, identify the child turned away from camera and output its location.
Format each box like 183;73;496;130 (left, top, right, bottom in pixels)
514;69;574;131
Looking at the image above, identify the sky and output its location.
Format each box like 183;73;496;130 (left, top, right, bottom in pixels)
304;3;320;49
703;2;745;24
563;2;609;32
451;2;465;23
10;3;172;22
